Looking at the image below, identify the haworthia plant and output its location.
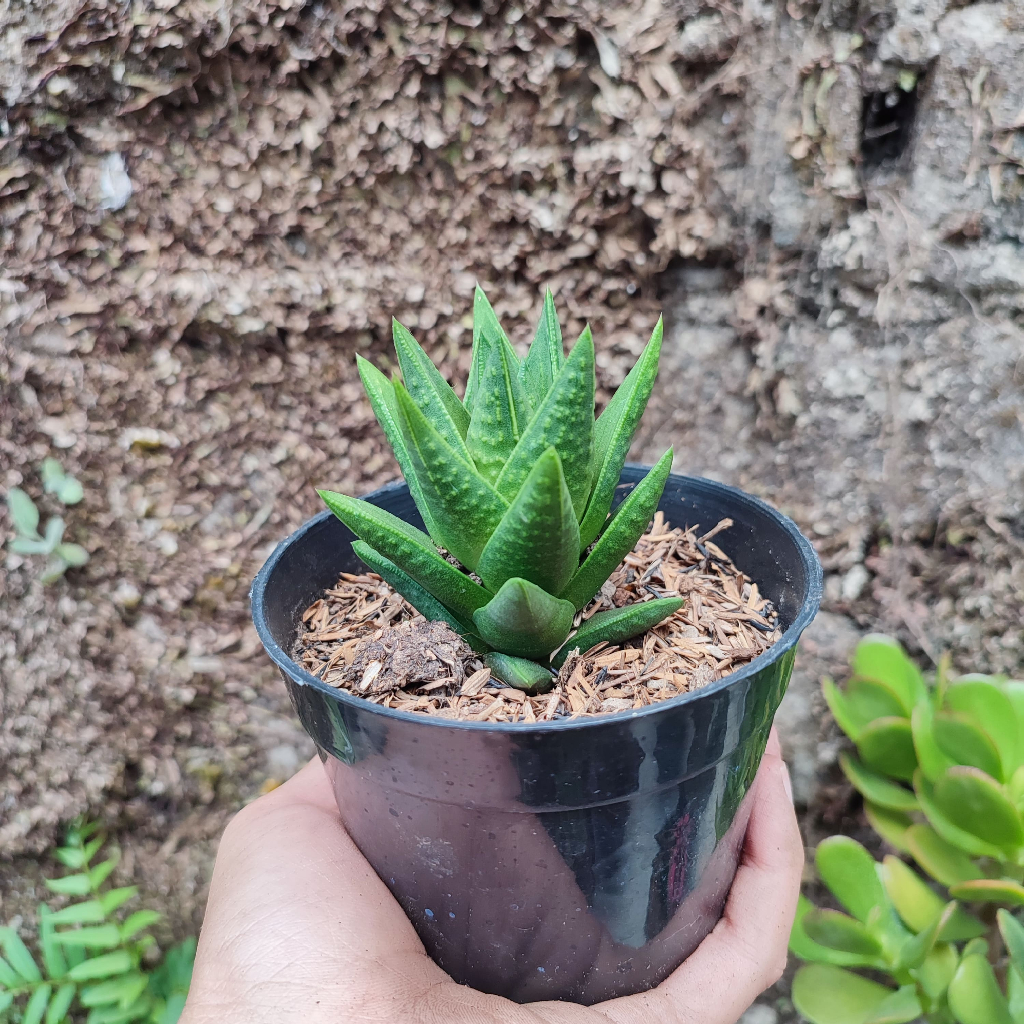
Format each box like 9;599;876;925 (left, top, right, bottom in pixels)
320;287;679;687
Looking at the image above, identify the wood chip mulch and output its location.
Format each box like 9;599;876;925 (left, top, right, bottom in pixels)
294;513;782;722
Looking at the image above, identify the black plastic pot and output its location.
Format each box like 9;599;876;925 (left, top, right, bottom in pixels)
251;467;822;1004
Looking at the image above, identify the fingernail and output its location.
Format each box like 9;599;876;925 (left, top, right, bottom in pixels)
781;762;793;804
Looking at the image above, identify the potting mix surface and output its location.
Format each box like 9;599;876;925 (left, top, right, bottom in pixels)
294;512;782;721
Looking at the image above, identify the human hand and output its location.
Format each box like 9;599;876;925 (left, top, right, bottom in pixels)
181;729;802;1024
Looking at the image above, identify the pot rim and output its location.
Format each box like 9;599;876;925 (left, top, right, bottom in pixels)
251;470;822;733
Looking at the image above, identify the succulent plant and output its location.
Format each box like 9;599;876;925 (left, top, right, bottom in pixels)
791;635;1024;1024
319;287;680;691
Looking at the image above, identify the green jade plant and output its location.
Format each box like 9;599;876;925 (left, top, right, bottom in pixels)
319;287;681;693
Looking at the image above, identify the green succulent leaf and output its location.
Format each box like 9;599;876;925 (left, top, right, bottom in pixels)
947;953;1014;1024
815;836;886;923
552;598;682;669
911;701;957;783
578;316;664;548
54;925;122;949
394;381;509;570
802;909;884;958
932;765;1024;853
56;543;89;568
946;679;1020;779
318;491;492;622
864;803;912;853
465;286;518;414
789;896;883;968
9;536;52;555
46;983;76;1024
465;326;532;484
476;448;580;595
852;636;927;715
880;856;984;940
495;325;595;519
0;927;43;982
484;653;555;695
560;448;672;611
1008;965;1024;1024
845;677;908;726
0;955;17;987
472;578;576;660
840;753;918;812
351;540;487;652
999;908;1024;973
791;964;911;1024
67;951;132;982
857;716;918;782
914;770;1008;860
896;902;956;970
43;516;65;549
6;486;40;538
45;874;92;897
914;943;959;1001
823;677;866;742
79;972;148;1009
519;289;564;410
932;711;1004;782
356;355;439;537
904;824;984;887
949;879;1024;906
23;983;52;1024
392;319;471;447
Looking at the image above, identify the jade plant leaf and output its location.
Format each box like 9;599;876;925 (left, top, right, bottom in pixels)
932;711;1004;782
394;381;509;570
904;824;984;888
552;598;682;669
789;896;885;968
999;908;1024;972
948;879;1024;906
911;701;957;783
495;326;595;518
560;448;673;611
318;491;492;622
932;765;1024;854
864;803;913;853
946;678;1020;778
914;771;1008;861
895;902;955;970
472;578;576;660
914;944;959;1002
791;964;912;1024
947;954;1015;1024
815;836;887;923
519;288;564;410
823;677;868;742
845;677;910;725
880;856;984;940
484;653;555;695
852;635;927;715
476;447;580;596
802;909;884;958
840;753;919;812
578;316;664;548
857;717;918;782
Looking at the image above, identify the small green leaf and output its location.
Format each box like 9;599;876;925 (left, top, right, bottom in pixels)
552;598;682;669
578;316;664;548
9;536;51;555
857;717;918;781
904;823;984;887
39;907;68;981
791;964;903;1024
0;955;19;987
915;771;1007;860
98;889;138;917
559;448;673;611
866;986;924;1024
933;765;1024;853
471;578;576;660
949;879;1024;906
933;711;1004;782
40;458;66;492
789;896;883;968
895;902;955;970
318;490;492;622
85;1003;151;1024
519;289;564;410
48;902;106;926
118;913;160;943
802;909;884;957
0;927;43;982
864;803;912;853
394;381;509;570
45;983;76;1024
55;544;89;568
484;653;555;695
815;836;886;923
947;953;1014;1024
822;677;866;742
40;559;70;585
840;753;918;811
852;635;927;715
914;943;959;1001
23;983;52;1024
351;541;486;651
495;326;595;520
911;701;957;783
54;925;121;950
476;447;580;596
465;286;518;413
999;908;1024;974
67;951;133;982
80;973;148;1008
845;677;909;726
53;847;86;870
6;487;40;537
43;516;65;549
947;678;1020;779
1007;965;1024;1024
56;478;84;506
0;991;15;1014
880;857;984;940
88;856;118;890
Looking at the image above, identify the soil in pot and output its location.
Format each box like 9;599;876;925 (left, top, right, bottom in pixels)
294;512;782;721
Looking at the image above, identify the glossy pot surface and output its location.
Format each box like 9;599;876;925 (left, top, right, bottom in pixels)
251;468;822;1003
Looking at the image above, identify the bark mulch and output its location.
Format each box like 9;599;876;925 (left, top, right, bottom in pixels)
294;512;781;722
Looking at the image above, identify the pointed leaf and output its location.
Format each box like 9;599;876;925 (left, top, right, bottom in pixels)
789;896;884;968
866;986;924;1024
864;803;912;853
1000;909;1024;974
88;857;117;891
23;983;52;1024
48;903;106;927
933;711;1004;781
578;317;664;547
802;909;884;957
351;540;487;652
912;701;957;783
471;578;576;660
947;679;1020;779
880;857;984;940
552;598;682;669
318;490;492;622
905;824;983;887
791;964;901;1024
79;973;148;1009
495;326;595;519
857;717;917;781
915;771;1007;860
560;448;672;610
477;448;580;595
394;382;509;570
484;653;555;695
853;635;927;715
948;953;1014;1024
392;320;470;446
54;925;121;950
840;753;918;811
895;902;955;969
519;289;563;409
67;952;132;982
39;907;68;981
0;927;42;982
98;888;138;917
0;955;17;987
119;912;161;942
815;836;886;923
949;879;1024;906
465;335;532;484
933;765;1024;852
46;983;76;1024
465;286;517;413
6;486;40;537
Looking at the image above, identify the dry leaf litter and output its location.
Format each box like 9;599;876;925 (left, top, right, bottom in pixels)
296;513;781;722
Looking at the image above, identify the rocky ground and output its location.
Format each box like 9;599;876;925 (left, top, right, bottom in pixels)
2;1;1023;1020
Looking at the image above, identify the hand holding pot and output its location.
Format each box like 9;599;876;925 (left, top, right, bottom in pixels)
180;730;802;1024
